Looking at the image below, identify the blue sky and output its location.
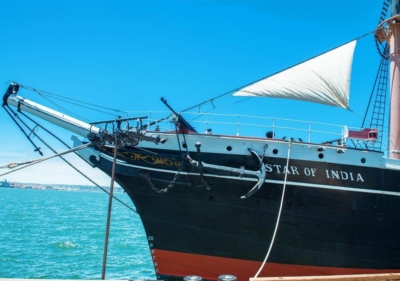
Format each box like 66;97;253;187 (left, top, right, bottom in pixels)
0;0;385;185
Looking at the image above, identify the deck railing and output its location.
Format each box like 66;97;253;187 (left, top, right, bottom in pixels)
121;110;388;152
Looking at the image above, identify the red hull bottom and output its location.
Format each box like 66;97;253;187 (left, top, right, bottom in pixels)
153;249;400;281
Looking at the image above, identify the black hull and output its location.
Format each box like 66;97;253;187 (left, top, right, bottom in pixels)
91;145;400;281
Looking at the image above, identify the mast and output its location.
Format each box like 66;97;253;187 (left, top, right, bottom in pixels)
376;0;400;158
389;0;400;158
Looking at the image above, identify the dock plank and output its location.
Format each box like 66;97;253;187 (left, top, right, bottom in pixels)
0;278;127;281
250;273;400;281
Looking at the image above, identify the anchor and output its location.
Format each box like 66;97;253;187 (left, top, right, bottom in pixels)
186;142;266;199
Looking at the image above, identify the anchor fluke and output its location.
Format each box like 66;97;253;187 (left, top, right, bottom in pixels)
240;149;266;199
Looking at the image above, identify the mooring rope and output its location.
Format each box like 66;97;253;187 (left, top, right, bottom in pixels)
254;140;292;278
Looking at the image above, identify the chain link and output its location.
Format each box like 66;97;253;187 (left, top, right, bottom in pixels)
145;156;184;193
135;146;160;156
145;122;189;193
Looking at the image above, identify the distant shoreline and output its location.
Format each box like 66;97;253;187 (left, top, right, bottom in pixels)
2;182;125;193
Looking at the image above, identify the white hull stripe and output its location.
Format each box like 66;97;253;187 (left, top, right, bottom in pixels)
99;153;400;197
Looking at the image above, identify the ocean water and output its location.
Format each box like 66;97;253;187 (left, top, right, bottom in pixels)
0;188;156;280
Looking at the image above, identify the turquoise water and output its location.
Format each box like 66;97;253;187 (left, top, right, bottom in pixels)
0;188;156;280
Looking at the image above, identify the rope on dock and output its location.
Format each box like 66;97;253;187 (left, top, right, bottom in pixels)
254;140;292;278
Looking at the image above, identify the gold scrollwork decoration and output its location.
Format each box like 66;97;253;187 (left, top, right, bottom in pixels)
102;149;181;167
130;153;181;167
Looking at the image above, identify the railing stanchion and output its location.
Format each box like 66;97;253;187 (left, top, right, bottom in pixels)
237;115;240;136
272;118;275;138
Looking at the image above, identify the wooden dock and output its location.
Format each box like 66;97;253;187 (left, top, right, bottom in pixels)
250;273;400;281
0;278;128;281
2;274;400;281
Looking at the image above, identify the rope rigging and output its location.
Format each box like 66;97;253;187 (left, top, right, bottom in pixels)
359;53;389;152
0;142;91;177
1;22;386;206
181;31;377;115
1;105;137;213
4;25;381;133
3;105;43;156
15;83;127;122
375;0;391;59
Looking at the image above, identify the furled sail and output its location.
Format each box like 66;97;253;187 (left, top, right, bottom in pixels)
232;40;357;109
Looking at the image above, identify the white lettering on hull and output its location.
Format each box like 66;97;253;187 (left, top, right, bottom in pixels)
264;164;365;182
324;170;364;182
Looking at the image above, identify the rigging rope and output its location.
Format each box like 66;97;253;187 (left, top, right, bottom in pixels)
254;140;292;278
37;92;121;119
36;92;93;123
3;106;137;213
14;83;125;123
375;0;391;59
182;30;376;114
8;28;379;128
0;143;91;176
3;105;43;155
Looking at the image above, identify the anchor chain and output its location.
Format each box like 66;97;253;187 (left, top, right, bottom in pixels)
145;156;185;193
135;146;160;156
186;143;268;198
145;121;191;194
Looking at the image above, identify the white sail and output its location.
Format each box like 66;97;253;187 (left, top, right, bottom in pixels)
232;40;357;109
